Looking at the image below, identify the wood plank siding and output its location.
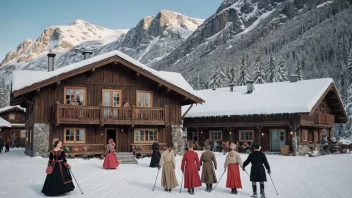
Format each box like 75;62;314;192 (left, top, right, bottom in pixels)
0;110;26;147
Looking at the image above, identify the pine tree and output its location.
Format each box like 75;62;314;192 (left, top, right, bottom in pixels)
0;77;7;108
266;53;276;82
277;58;288;82
237;55;250;86
253;52;266;84
208;65;222;89
347;49;352;84
296;57;304;80
224;67;236;86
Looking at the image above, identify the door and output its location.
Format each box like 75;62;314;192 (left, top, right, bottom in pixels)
271;129;285;151
106;129;117;151
102;89;122;118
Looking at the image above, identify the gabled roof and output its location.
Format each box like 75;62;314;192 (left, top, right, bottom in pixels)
0;117;11;128
0;105;25;115
11;50;204;104
182;78;347;122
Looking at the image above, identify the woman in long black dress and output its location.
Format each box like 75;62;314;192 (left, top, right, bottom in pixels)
150;139;161;167
42;140;75;196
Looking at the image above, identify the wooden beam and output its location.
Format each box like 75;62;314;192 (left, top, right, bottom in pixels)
36;89;40;93
114;61;118;64
136;72;140;76
91;68;95;72
157;83;162;88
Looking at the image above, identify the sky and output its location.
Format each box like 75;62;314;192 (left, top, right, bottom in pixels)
0;0;223;61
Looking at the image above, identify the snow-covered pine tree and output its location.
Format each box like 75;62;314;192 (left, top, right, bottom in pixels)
0;77;7;108
277;58;288;82
224;67;236;86
237;55;250;86
347;49;352;84
296;57;304;80
253;52;266;84
208;65;222;89
266;52;276;82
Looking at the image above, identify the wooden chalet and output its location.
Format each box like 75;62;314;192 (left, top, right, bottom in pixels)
10;51;204;157
0;106;26;147
182;77;347;155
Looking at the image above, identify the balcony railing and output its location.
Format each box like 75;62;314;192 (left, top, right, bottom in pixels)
54;104;168;125
300;113;335;126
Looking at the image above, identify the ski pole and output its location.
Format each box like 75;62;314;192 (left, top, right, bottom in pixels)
179;171;184;193
244;169;250;177
70;169;83;194
212;170;226;191
152;168;160;191
269;173;279;195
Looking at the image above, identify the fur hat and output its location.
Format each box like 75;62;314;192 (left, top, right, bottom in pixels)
230;143;236;150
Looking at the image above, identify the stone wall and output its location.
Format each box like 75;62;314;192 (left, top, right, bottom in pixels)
32;123;50;157
171;124;186;155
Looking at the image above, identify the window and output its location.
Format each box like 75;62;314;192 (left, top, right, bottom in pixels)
314;131;319;142
280;131;285;142
240;130;254;141
64;128;86;143
210;131;222;141
136;90;152;107
9;114;15;120
192;132;198;141
134;129;157;143
64;87;86;105
102;89;122;107
301;129;308;142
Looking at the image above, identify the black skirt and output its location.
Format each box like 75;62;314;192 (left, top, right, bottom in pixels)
42;162;75;196
150;150;161;167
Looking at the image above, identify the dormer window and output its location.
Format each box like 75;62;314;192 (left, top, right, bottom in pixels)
9;114;15;120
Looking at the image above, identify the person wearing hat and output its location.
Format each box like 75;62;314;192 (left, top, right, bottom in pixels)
158;144;178;192
181;142;201;195
243;143;271;198
224;143;243;194
200;145;217;192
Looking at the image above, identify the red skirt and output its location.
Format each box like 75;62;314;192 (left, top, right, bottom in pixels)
226;163;242;189
103;152;119;169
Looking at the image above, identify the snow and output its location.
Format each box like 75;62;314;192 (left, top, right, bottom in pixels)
183;78;334;117
0;117;11;127
1;148;352;198
12;50;204;101
0;105;24;114
317;1;333;9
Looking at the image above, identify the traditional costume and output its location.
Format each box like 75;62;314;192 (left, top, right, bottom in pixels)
181;143;201;195
224;143;243;194
150;140;161;167
243;144;271;198
159;147;178;192
200;145;217;192
42;150;75;196
103;139;119;169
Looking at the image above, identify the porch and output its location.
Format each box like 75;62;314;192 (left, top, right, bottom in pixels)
54;104;168;126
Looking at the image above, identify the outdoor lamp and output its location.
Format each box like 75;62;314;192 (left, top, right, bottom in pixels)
261;133;264;136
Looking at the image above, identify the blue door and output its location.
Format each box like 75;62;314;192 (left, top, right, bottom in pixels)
271;130;285;151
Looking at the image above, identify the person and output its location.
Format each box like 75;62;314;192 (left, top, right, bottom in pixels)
150;139;161;167
193;141;198;150
158;144;178;192
123;101;131;107
200;145;217;192
204;139;209;149
5;138;10;152
103;139;119;169
42;140;75;196
0;137;3;153
14;139;18;148
224;143;243;194
224;141;229;155
242;142;250;153
213;141;219;152
181;143;201;195
243;143;271;198
321;135;327;145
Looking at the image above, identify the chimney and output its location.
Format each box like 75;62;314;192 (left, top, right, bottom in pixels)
82;51;93;60
47;53;56;72
290;75;299;82
229;84;234;92
246;80;254;94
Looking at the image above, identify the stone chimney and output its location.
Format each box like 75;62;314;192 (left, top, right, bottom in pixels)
246;81;254;94
229;84;234;92
47;53;56;72
290;75;299;82
82;51;93;60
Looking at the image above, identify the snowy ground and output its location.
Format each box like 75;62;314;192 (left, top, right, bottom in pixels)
0;148;351;198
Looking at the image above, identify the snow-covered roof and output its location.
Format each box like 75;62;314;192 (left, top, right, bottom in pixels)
0;106;25;114
11;50;204;102
183;78;335;117
0;117;11;128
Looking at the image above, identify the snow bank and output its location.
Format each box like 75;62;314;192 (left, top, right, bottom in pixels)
183;78;334;117
12;50;204;101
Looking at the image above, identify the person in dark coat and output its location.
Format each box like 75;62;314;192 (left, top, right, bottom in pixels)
5;138;10;152
150;139;161;167
243;143;271;198
42;140;75;196
0;137;3;153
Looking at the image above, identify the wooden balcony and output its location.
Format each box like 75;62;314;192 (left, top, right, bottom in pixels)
300;113;335;126
54;104;168;126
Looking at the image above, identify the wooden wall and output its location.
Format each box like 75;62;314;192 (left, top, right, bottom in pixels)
0;110;26;123
0;110;26;147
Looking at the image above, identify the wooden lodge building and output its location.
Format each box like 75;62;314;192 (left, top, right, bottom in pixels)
0;106;26;147
182;77;347;155
10;51;204;157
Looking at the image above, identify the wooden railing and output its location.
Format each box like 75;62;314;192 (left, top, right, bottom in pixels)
300;113;335;126
54;104;167;125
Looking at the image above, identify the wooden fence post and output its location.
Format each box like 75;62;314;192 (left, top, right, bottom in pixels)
164;105;168;125
131;105;135;126
99;104;103;125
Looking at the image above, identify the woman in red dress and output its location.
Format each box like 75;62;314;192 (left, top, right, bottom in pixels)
181;143;201;195
224;143;243;194
103;139;119;169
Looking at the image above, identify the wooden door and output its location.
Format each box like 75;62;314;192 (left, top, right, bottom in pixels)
117;129;132;152
271;129;285;151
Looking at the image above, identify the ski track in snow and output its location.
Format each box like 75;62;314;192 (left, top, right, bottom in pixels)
0;148;351;198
